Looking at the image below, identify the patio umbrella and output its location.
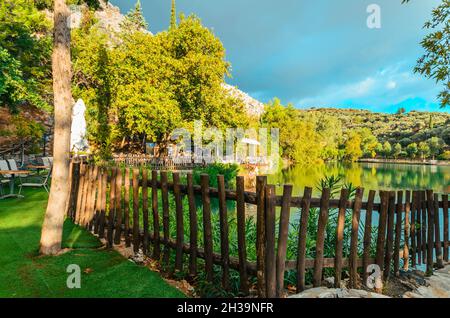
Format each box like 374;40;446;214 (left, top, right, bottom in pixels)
70;99;90;153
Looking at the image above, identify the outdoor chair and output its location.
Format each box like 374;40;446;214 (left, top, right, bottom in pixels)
18;165;52;194
6;159;32;184
0;160;11;197
41;157;51;168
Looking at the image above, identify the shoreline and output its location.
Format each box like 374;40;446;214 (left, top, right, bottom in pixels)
357;158;450;167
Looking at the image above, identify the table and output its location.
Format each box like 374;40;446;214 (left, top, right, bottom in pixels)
27;165;49;170
0;170;30;199
27;165;50;176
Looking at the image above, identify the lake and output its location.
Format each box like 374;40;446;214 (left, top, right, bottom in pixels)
264;161;450;198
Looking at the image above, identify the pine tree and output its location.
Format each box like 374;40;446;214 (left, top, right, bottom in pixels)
170;0;177;29
122;0;148;32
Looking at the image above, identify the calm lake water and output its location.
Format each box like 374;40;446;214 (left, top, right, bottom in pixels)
266;162;450;198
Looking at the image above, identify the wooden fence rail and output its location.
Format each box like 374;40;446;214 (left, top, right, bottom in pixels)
67;161;450;298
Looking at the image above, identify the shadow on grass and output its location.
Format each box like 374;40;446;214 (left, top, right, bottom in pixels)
0;188;185;298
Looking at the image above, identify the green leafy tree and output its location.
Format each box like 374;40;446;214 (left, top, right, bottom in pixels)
358;128;379;158
262;99;324;165
0;0;52;111
375;142;383;157
427;136;442;159
393;143;402;159
406;143;418;159
418;141;431;160
343;132;363;162
396;107;406;114
383;141;392;158
120;0;148;32
404;0;450;107
73;10;249;157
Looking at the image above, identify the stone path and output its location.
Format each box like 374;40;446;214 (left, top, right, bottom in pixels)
289;264;450;298
403;264;450;298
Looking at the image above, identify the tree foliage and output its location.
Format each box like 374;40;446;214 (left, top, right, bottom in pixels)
72;9;249;159
404;0;450;107
0;0;52;111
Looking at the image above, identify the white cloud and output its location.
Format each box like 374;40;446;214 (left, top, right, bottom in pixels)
386;81;397;89
296;62;438;109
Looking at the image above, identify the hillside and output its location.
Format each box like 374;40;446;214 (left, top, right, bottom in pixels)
305;108;450;147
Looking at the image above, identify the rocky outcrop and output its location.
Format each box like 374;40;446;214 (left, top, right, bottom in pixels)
403;265;450;298
222;83;265;119
289;287;389;298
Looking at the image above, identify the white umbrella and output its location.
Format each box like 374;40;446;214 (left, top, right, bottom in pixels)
70;99;89;153
241;138;260;145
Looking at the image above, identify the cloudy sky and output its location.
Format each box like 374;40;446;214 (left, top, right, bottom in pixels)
111;0;448;113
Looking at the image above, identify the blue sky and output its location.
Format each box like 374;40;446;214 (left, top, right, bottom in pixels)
111;0;449;113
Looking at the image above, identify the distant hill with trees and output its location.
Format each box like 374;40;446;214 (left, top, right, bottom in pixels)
262;101;450;165
306;108;449;149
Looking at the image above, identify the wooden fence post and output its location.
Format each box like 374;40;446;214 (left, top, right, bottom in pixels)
384;191;396;280
236;176;249;295
87;166;99;230
142;168;150;255
425;190;435;276
113;167;123;245
264;184;276;298
98;169;107;239
421;191;427;264
362;190;375;286
187;173;198;277
410;191;417;267
161;171;171;270
173;172;184;273
296;187;312;293
75;163;86;224
78;165;90;226
67;161;79;219
132;168;140;253
276;184;292;298
151;170;161;260
443;194;449;263
349;187;364;289
335;188;349;288
416;191;423;265
433;193;444;269
201;174;214;282
375;191;389;280
313;188;331;287
256;176;267;297
107;167;117;248
124;168;131;247
393;191;403;276
93;167;102;234
217;175;230;291
403;190;411;271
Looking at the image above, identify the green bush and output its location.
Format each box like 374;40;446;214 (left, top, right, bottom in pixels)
192;163;240;188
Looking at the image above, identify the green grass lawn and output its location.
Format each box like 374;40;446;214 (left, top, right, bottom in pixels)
0;188;185;298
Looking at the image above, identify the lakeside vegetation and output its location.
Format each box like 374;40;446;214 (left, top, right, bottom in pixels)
262;99;449;166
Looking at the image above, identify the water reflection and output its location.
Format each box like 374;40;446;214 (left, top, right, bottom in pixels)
265;162;449;198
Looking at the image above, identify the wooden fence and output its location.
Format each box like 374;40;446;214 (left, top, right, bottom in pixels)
67;161;450;298
113;154;201;170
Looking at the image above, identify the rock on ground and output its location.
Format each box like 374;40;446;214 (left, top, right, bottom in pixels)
289;287;389;298
403;264;450;298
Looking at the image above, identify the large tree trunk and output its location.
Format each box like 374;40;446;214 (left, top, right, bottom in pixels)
40;0;73;255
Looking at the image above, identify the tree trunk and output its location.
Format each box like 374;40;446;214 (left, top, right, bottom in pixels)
39;0;73;255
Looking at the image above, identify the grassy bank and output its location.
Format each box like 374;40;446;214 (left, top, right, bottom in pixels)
0;188;184;298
